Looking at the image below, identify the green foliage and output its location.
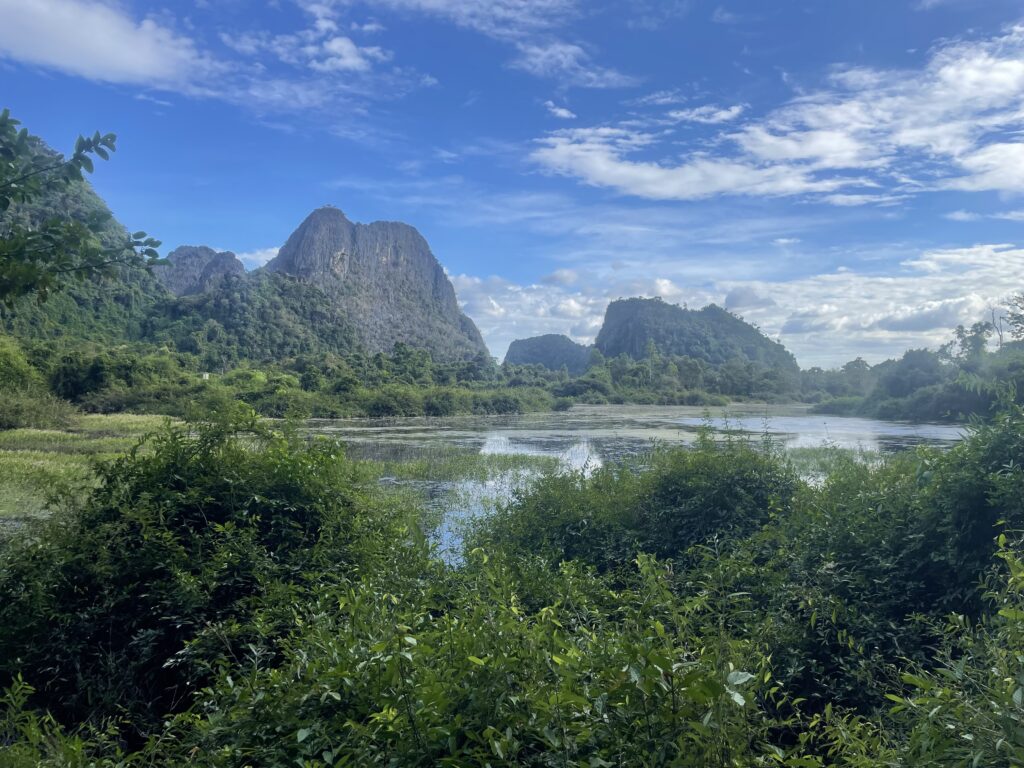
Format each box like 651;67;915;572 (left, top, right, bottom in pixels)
809;330;1024;422
0;390;77;430
0;334;77;429
0;108;161;306
1;404;1023;765
475;432;798;571
0;414;388;736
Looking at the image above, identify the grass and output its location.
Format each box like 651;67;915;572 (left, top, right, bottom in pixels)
0;414;174;519
372;446;559;483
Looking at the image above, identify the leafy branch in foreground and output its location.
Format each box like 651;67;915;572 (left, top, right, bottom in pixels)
0;108;162;306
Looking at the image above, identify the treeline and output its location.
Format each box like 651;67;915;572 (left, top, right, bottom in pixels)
1;401;1023;765
0;334;558;425
805;321;1024;421
553;344;795;404
5;323;1024;429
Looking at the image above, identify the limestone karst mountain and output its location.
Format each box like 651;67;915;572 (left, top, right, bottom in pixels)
504;334;592;375
155;246;245;297
596;298;798;372
264;206;488;361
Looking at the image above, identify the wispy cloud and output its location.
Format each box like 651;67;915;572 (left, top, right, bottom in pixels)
544;100;577;119
327;0;577;40
945;208;1024;222
532;126;851;200
530;24;1024;203
669;104;746;124
510;41;637;88
332;0;632;87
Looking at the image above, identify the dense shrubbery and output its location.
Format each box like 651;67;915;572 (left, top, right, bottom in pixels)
1;406;1023;765
0;335;77;429
0;411;394;739
475;432;798;571
808;329;1024;422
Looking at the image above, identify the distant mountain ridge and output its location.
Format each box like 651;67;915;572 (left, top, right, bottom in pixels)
504;334;592;375
504;298;797;374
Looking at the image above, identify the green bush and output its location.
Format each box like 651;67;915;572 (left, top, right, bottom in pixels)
0;390;77;430
475;433;798;571
0;414;384;736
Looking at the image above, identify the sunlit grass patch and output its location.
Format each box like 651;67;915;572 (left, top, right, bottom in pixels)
0;450;95;517
0;413;176;519
75;413;173;436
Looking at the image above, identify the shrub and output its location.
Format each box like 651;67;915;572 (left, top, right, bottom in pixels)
475;433;798;571
0;390;77;430
0;414;381;737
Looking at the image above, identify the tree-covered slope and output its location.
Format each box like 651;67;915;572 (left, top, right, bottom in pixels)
0;143;167;344
595;297;798;372
144;271;358;368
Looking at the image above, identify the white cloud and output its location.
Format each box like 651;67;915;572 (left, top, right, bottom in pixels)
945;142;1024;192
711;6;742;24
822;193;907;207
629;89;688;106
945;209;1024;222
0;0;218;89
772;237;800;245
315;0;630;88
532;25;1024;202
454;243;1024;366
669;104;746;124
544;100;577;119
532;126;850;200
236;247;281;270
0;0;427;126
945;210;982;221
308;36;391;72
542;269;580;285
330;0;577;39
351;20;386;33
724;286;775;309
511;41;636;88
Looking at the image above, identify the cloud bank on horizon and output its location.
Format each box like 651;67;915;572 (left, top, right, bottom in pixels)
1;0;1023;367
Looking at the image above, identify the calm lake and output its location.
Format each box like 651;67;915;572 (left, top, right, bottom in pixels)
309;404;965;467
307;405;966;557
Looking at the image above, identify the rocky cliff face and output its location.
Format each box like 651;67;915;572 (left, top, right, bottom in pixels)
596;297;798;371
504;334;592;375
156;246;245;297
264;206;488;361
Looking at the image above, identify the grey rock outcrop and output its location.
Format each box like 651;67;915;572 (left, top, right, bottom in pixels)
264;206;488;361
156;246;245;297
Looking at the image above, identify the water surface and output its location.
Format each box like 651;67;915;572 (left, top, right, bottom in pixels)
310;404;964;466
308;405;965;558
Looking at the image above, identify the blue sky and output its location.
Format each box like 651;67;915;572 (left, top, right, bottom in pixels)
2;0;1024;366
